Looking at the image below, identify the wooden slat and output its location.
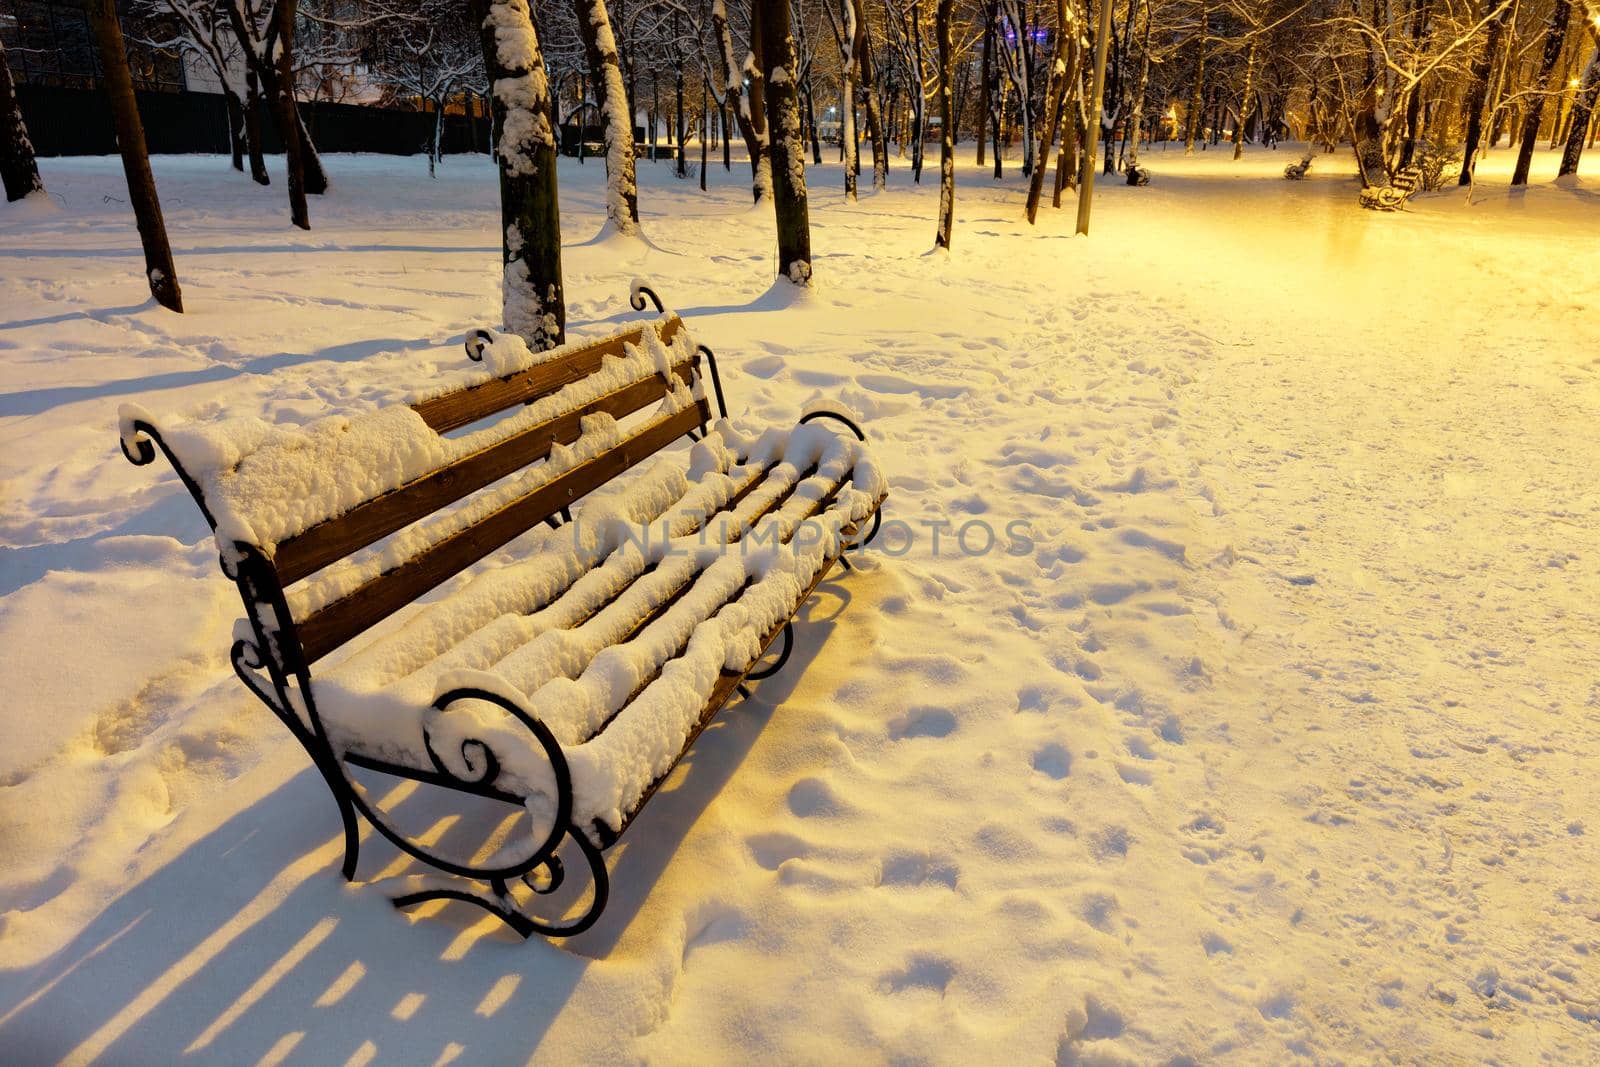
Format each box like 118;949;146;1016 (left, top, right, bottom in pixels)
273;362;695;586
296;401;710;664
413;315;685;434
593;498;884;848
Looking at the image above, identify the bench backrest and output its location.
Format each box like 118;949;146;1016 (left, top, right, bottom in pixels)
252;315;710;667
1391;166;1422;193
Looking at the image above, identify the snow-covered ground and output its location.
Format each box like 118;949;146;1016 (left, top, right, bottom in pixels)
2;141;1597;1065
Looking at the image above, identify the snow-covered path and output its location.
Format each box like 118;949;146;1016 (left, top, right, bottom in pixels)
2;145;1597;1064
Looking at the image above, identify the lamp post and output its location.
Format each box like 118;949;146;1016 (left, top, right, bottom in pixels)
1076;0;1115;235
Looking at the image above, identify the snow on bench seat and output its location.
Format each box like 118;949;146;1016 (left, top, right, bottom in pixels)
313;420;884;839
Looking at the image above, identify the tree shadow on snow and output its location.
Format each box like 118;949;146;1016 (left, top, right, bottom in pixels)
0;584;847;1063
0;336;439;418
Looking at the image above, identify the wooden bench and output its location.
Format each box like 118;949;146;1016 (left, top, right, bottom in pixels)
1359;164;1423;211
118;284;887;938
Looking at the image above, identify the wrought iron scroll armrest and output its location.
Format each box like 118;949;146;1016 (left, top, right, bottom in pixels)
119;416;222;535
464;328;495;362
375;686;577;881
630;281;666;314
798;409;867;442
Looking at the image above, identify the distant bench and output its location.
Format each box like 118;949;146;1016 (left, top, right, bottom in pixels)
1359;164;1423;211
120;285;887;937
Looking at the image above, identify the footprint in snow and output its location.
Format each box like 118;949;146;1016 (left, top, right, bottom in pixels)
746;831;810;870
1031;743;1072;780
880;955;955;995
787;777;846;818
878;851;959;889
888;706;957;740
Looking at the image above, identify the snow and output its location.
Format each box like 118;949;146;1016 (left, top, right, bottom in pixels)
482;0;556;179
118;317;696;594
3;143;1599;1064
309;417;883;836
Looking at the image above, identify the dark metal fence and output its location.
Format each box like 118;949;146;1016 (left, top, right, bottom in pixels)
16;84;491;157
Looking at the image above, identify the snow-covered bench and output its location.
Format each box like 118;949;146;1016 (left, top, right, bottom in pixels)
1359;164;1423;211
118;285;887;938
1284;156;1312;180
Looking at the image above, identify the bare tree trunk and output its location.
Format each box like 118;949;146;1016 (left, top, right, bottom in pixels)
244;70;270;185
1185;6;1205;153
675;49;688;178
295;106;328;194
857;4;888;188
755;0;812;284
1559;44;1599;178
0;39;45;203
701;78;710;190
222;87;246;173
910;0;926;182
934;0;955;248
86;0;182;311
1125;1;1151;172
976;2;992;165
1512;0;1571;185
805;81;823;164
272;0;310;227
472;0;565;348
1231;35;1257;160
1459;0;1510;185
572;0;640;230
1026;0;1072;222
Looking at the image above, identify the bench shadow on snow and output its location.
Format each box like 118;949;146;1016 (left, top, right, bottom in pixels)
0;581;847;1064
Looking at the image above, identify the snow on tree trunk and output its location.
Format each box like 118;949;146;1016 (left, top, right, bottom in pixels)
86;0;182;312
842;65;858;199
756;0;812;284
1513;0;1572;186
473;0;565;349
933;0;956;248
999;0;1035;177
1559;44;1599;179
713;0;772;203
0;40;44;203
1026;0;1073;223
572;0;639;231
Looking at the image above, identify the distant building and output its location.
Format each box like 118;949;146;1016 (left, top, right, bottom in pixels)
0;0;194;91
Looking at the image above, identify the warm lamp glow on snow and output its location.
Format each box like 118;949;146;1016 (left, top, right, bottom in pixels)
1;6;1598;1051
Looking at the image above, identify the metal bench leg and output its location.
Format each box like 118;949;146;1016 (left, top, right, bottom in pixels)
746;621;794;681
388;830;609;939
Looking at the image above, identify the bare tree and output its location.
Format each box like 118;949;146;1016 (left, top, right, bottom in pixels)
933;0;956;246
573;0;642;229
756;0;813;283
1512;0;1573;184
86;0;183;311
372;0;482;176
